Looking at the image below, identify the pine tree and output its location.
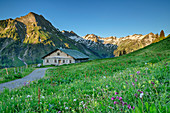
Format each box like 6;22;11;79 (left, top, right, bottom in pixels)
160;30;165;38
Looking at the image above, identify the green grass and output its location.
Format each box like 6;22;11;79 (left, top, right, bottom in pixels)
0;37;169;112
0;66;35;84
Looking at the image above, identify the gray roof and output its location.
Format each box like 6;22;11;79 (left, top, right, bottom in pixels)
42;48;89;59
59;48;89;59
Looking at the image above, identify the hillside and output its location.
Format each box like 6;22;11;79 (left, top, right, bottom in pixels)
0;35;169;112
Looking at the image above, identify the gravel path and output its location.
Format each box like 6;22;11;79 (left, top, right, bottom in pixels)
0;68;49;92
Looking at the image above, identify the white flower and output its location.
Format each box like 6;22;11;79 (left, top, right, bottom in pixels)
80;101;84;104
11;97;13;99
73;99;76;101
140;93;144;98
145;67;148;70
41;96;45;98
145;62;147;65
27;95;32;98
103;76;106;78
83;104;86;108
65;107;68;109
106;85;108;88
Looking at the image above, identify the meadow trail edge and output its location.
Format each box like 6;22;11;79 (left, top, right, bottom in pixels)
0;68;49;92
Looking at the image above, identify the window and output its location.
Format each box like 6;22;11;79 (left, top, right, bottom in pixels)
57;52;60;56
70;60;72;63
54;59;57;63
63;60;65;63
46;59;49;63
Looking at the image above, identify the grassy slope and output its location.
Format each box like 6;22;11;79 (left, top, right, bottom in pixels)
0;37;169;112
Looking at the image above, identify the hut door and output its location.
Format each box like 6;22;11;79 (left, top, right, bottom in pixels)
58;60;61;65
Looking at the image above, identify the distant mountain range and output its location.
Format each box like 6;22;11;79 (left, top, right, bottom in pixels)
0;12;166;67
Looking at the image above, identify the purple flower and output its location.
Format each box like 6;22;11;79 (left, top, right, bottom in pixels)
128;104;131;109
24;82;26;86
126;81;128;84
111;97;115;100
124;102;127;105
119;97;122;100
116;96;119;99
137;71;140;74
58;111;61;113
132;82;135;86
151;81;155;85
115;92;119;95
134;93;138;98
133;106;135;110
135;78;137;82
114;101;117;104
138;89;143;93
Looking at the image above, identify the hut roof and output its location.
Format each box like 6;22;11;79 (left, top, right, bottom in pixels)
42;48;89;59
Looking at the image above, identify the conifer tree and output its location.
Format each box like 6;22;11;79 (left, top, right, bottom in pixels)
160;30;165;38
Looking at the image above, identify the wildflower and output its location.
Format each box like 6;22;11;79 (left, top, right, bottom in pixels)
156;80;159;84
132;82;135;86
80;101;84;104
58;111;61;113
47;109;48;111
111;97;115;100
119;97;122;100
148;80;151;84
137;71;140;74
128;104;131;109
145;67;148;70
103;76;106;78
126;81;128;84
135;78;137;82
106;85;108;88
11;97;13;99
130;75;133;77
133;106;135;110
115;92;119;95
114;101;117;104
134;93;138;98
140;93;144;99
41;96;45;99
151;81;155;85
27;95;32;98
65;107;68;109
24;82;26;86
83;104;86;108
137;89;143;93
116;96;119;99
123;85;126;89
145;62;147;65
73;99;76;101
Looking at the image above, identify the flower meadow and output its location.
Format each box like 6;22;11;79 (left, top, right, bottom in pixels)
0;37;170;112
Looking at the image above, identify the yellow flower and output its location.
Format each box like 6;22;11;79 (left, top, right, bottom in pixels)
156;93;158;95
130;75;133;77
123;85;126;89
148;80;151;84
142;85;145;88
47;109;48;111
112;87;114;89
156;80;159;84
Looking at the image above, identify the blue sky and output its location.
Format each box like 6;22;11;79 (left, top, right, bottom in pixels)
0;0;170;37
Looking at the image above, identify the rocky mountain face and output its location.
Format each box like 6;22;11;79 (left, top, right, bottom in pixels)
0;12;102;67
61;31;117;58
81;33;160;57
